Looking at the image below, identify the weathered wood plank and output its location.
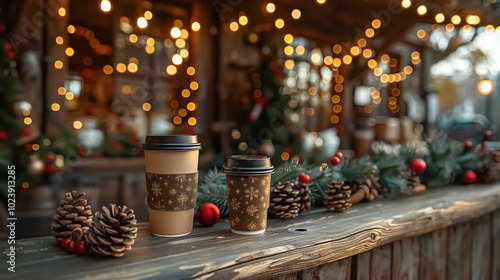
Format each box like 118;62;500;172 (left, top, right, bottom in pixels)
447;222;472;280
269;272;297;280
354;251;370;280
302;258;351;280
3;185;500;280
392;237;419;280
371;244;391;280
493;210;500;280
419;229;448;280
472;214;492;280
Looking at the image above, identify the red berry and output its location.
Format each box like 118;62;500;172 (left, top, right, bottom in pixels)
196;203;220;227
47;164;57;173
0;131;6;140
46;153;57;163
484;130;492;139
330;156;341;166
63;240;76;253
463;140;473;150
75;241;88;255
462;170;476;185
409;158;426;175
61;238;72;248
298;173;310;183
335;152;343;159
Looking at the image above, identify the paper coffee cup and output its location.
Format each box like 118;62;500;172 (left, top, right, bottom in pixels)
222;155;274;235
143;135;201;237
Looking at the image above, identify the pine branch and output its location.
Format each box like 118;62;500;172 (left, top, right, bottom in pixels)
202;167;226;185
197;182;229;217
270;159;304;188
338;157;376;184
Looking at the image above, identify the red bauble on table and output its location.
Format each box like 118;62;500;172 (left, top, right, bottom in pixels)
462;171;476;185
409;158;426;175
196;203;220;227
330;156;341;166
298;173;310;183
463;140;473;150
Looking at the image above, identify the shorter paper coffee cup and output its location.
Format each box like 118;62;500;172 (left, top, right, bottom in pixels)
223;155;274;235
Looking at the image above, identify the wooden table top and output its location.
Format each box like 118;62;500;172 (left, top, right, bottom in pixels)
3;184;500;280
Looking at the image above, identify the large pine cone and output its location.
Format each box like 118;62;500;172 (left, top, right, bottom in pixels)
296;180;311;213
349;166;381;203
269;181;301;219
52;190;92;242
476;161;499;184
85;204;137;257
324;180;352;212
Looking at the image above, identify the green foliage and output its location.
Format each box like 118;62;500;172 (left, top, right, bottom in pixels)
270;159;304;188
197;168;228;217
371;153;411;197
338;157;375;184
421;140;463;188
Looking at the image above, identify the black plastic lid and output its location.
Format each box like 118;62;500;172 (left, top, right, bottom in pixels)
222;155;274;175
142;135;201;151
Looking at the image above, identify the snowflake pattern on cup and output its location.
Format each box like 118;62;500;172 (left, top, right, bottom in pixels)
227;174;271;233
146;172;198;211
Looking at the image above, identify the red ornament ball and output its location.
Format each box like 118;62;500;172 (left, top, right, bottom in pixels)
78;146;87;157
46;153;57;163
62;238;75;253
298;173;310;183
463;140;473;150
47;164;57;173
330;156;341;166
196;203;220;227
462;170;476;185
335;151;343;159
0;131;6;140
484;130;492;139
75;241;88;255
409;158;426;175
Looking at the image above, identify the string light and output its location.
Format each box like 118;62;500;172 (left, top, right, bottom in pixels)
417;29;426;39
350;46;361;56
435;13;445;23
333;44;342;54
365;28;375;38
100;0;111;13
363;49;372;58
175;39;186;48
67;25;75;33
51;103;60;111
182;89;190;98
466;15;480;25
486;25;494;32
191;22;200;31
190;81;199;90
451;15;461;25
173;116;182;125
292;9;301;19
137;17;148;29
187;102;196;111
127;63;138;73
284;46;294;55
417;5;427;15
368;59;378;69
142;103;151;111
172;54;182;65
266;3;275;13
129;34;138;43
239;15;248;26
55;36;64;45
66;92;74;100
358;38;367;47
171;27;181;38
332;58;341;67
317;0;326;4
65;47;74;56
187;67;196;75
188;117;197;126
275;19;284;29
230;22;239;31
58;7;66;17
342;55;352;65
284;34;293;43
478;80;493;95
401;0;411;9
144;11;153;20
116;63;126;73
103;65;113;74
54;60;63;69
372;19;381;29
446;23;455;32
58;87;66;95
73;121;82;129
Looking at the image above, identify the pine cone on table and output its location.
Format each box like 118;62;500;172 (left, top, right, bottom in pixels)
85;204;137;257
476;161;499;184
52;190;92;242
324;180;352;212
349;165;381;203
402;169;426;195
269;181;301;219
296;180;311;213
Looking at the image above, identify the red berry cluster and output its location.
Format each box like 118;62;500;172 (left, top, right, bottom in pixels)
61;238;88;255
330;152;343;166
299;173;310;183
46;153;58;173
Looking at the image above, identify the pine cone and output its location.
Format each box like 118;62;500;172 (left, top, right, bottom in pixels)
52;190;92;242
349;166;381;203
324;180;352;212
476;161;499;184
296;180;311;213
85;204;137;257
269;181;301;219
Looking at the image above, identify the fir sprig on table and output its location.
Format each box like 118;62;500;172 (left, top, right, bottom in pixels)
197;168;228;217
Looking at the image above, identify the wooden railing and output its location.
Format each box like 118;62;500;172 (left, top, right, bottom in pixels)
4;184;500;280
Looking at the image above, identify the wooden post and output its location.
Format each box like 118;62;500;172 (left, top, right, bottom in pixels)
447;222;472;280
393;237;420;280
419;229;448;280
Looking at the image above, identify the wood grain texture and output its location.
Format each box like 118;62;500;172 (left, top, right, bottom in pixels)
493;210;500;280
370;244;392;280
447;222;472;280
419;229;448;280
392;237;419;280
2;184;500;280
354;251;370;280
269;272;297;280
472;215;492;280
301;258;351;280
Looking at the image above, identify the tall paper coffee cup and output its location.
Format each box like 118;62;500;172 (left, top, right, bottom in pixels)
222;155;274;235
143;135;201;237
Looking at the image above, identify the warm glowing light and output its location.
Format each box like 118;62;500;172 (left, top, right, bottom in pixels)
358;38;367;47
65;47;74;56
103;65;113;75
451;15;461;25
446;23;455;32
191;22;200;31
478;80;493;95
417;5;427;15
182;89;191;98
127;63;138;73
116;63;126;73
332;58;342;68
404;65;413;74
187;67;196;76
190;81;199;90
188;117;197;126
401;0;411;9
55;36;64;45
24;117;32;125
58;87;66;95
363;49;372;58
275;19;284;29
187;102;196;111
171;100;179;108
164;65;177;76
171;27;181;38
180;49;189;58
67;25;75;34
381;54;390;63
292;9;301;19
174;19;183;28
175;39;186;48
147;37;155;46
54;60;63;69
333;104;342;113
239;15;248;26
73;121;82;129
330;115;339;124
368;59;378;69
145;45;155;54
266;3;276;13
284;34;293;43
389;58;397;67
335;75;344;83
334;84;343;92
365;28;375;38
374;68;383;76
317;0;326;4
137;17;148;29
100;0;111;12
331;95;340;103
372;19;381;29
466;15;480;25
380;74;389;83
281;152;290;161
311;53;321;63
58;7;66;17
172;54;183;65
435;13;445;23
51;103;60;111
486;25;494;32
463;25;472;32
333;44;342;54
143;103;151;111
342;55;352;65
417;29;426;39
173;116;182;125
179;109;187;117
350;46;361;56
65;92;74;100
129;34;138;43
324;56;333;65
144;11;153;20
229;22;239;32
